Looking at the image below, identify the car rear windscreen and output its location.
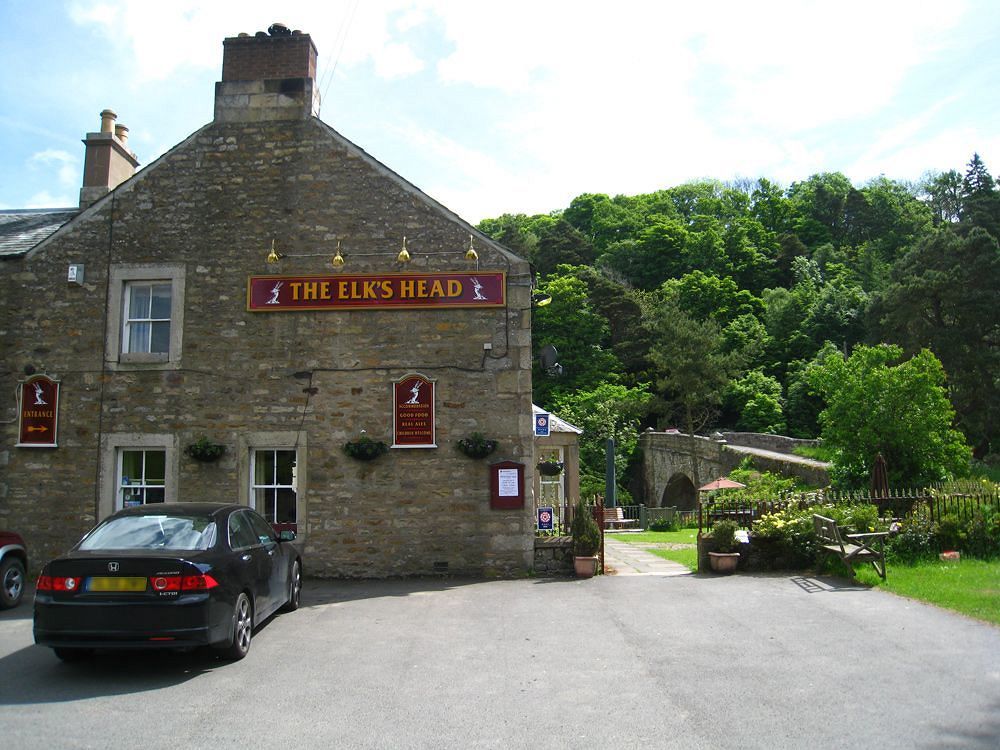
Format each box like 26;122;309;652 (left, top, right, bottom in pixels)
79;515;218;551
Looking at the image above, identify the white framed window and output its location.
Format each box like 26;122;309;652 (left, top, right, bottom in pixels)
106;264;185;369
99;433;178;519
251;448;298;528
118;448;166;508
122;281;172;354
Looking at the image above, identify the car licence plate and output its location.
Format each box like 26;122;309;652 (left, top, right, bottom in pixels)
87;576;148;592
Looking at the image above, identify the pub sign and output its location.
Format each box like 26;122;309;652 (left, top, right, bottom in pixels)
393;374;436;448
248;271;505;311
17;374;60;448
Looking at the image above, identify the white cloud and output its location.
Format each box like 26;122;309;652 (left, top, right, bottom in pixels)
25;190;77;209
28;149;79;188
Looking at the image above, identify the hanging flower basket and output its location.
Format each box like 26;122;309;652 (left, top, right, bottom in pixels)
456;433;498;459
343;436;388;461
537;461;564;476
184;436;225;462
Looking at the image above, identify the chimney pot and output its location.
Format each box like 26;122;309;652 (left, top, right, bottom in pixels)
100;109;117;133
114;124;129;147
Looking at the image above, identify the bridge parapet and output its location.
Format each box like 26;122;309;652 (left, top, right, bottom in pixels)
639;430;830;509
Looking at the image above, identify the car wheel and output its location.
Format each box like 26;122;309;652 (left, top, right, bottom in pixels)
281;560;301;612
53;647;93;662
222;592;253;661
0;557;25;609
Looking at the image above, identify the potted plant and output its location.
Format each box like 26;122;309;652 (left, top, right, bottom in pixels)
570;500;601;578
456;432;498;459
706;518;741;573
184;436;225;462
343;434;388;461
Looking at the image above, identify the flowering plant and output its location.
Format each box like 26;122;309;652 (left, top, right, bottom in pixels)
456;433;498;459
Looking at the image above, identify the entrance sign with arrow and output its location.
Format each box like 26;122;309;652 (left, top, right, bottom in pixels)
17;374;60;448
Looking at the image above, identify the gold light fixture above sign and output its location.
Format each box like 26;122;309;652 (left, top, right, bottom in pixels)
397;236;411;264
465;234;478;262
265;239;284;264
331;239;345;267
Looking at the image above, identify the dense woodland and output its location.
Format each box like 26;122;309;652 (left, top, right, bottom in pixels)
478;155;1000;492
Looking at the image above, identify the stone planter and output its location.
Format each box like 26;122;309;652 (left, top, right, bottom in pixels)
574;555;599;578
708;551;740;573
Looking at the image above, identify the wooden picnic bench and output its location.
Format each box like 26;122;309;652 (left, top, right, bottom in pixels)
603;507;638;530
813;514;888;580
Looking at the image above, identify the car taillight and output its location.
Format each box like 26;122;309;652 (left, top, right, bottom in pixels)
36;575;81;592
182;574;219;590
151;576;181;591
149;574;218;591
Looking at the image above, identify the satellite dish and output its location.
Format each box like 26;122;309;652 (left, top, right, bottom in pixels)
540;345;559;370
539;344;563;377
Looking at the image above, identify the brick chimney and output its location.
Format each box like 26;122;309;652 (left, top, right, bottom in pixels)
214;23;320;123
79;109;140;209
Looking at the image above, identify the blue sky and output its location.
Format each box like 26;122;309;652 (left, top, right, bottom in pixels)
2;0;998;222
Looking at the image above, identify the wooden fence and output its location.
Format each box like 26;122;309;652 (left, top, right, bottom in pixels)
698;488;999;533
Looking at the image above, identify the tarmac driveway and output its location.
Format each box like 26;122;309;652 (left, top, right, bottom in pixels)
0;572;998;750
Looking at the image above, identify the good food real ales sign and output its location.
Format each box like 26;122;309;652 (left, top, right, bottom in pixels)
393;374;436;448
247;272;505;311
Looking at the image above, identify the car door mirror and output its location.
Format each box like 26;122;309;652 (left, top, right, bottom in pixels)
278;530;296;542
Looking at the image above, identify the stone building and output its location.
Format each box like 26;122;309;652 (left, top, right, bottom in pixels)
0;26;536;577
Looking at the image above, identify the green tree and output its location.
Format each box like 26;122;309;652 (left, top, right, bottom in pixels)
920;169;963;225
806;344;970;488
550;383;652;486
532;218;595;277
724;369;786;433
647;298;745;485
870;227;1000;455
960;153;1000;238
531;272;621;405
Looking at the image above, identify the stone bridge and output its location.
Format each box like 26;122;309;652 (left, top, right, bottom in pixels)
637;430;830;510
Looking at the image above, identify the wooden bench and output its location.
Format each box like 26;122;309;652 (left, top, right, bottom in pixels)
813;514;888;580
603;507;638;530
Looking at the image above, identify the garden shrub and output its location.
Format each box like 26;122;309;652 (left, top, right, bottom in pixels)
886;506;937;563
649;514;679;532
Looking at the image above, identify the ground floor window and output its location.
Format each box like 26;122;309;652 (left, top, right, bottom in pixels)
251;449;297;528
118;448;166;508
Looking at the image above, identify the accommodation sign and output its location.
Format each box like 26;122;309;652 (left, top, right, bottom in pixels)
393;374;436;448
17;375;59;448
247;272;505;311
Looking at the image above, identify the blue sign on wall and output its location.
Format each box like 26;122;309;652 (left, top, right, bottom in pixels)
534;413;550;437
537;506;554;531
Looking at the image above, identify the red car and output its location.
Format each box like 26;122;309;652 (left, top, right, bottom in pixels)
0;531;28;609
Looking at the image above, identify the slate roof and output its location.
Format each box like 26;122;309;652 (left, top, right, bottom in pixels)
0;208;78;258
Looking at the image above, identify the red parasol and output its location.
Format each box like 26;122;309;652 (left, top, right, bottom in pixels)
698;477;747;492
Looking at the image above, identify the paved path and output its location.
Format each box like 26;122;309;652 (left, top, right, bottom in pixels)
603;537;692;576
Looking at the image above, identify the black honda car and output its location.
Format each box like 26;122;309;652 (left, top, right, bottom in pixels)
34;503;302;662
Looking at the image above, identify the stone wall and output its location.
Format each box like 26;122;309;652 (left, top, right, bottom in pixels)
0;116;535;577
533;535;574;575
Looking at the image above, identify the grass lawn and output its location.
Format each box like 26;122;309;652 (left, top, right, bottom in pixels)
607;529;698;545
607;529;700;572
855;558;1000;627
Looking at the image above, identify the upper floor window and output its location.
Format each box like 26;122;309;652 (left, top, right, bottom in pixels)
123;281;172;354
107;264;185;369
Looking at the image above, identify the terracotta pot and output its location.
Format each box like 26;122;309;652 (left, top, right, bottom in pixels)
574;555;599;578
708;551;740;573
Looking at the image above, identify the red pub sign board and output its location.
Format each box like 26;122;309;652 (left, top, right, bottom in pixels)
247;271;505;311
393;374;436;448
17;374;60;448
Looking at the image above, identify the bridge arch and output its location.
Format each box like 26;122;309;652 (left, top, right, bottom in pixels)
661;472;696;510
